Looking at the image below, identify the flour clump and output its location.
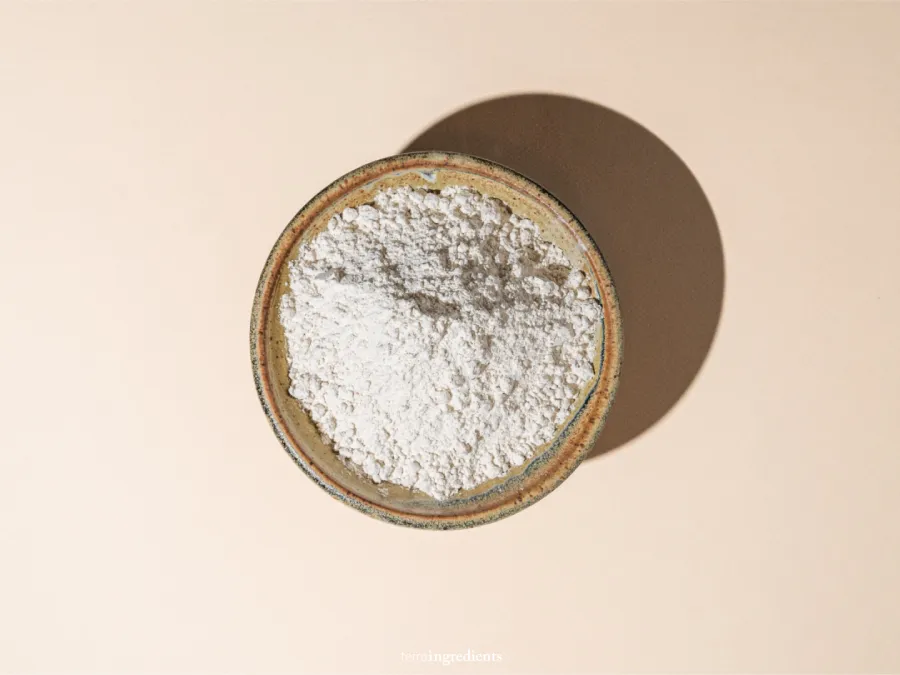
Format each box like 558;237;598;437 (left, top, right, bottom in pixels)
279;185;602;500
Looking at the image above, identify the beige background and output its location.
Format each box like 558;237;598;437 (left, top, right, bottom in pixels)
2;2;900;673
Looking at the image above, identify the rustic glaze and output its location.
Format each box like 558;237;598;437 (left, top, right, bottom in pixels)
250;152;623;529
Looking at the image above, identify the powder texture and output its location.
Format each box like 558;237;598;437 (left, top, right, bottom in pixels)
279;185;602;500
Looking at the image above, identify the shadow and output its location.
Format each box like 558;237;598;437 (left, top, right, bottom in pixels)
402;94;725;460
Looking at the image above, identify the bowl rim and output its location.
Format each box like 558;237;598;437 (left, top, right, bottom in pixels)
250;151;623;529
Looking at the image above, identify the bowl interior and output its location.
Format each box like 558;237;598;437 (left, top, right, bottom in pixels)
252;153;621;528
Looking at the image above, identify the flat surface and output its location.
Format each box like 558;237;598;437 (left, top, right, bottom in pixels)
2;2;899;673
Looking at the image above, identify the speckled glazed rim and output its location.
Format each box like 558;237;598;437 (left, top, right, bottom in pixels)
250;152;623;529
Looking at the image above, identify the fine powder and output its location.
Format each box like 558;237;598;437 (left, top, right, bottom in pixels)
279;185;603;500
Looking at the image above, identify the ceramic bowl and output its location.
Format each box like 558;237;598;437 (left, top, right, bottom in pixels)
250;152;622;529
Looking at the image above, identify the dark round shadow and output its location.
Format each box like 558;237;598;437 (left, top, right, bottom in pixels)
402;94;725;459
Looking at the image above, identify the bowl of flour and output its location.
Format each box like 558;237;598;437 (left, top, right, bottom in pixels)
251;152;622;528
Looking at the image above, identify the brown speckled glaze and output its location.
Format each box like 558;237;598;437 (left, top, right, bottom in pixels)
250;152;623;529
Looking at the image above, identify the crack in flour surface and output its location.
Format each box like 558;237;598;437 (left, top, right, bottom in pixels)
279;185;603;500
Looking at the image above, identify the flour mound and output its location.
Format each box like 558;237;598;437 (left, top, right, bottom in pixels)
279;185;602;500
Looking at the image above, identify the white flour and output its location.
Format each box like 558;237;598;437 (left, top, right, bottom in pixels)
279;185;602;500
